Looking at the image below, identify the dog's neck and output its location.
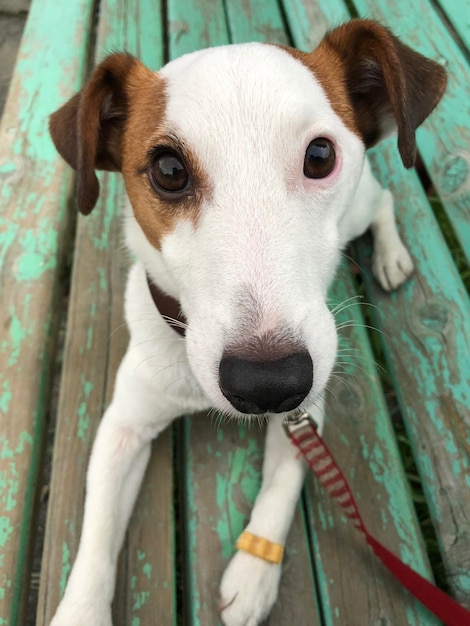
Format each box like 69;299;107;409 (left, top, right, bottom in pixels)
146;275;186;337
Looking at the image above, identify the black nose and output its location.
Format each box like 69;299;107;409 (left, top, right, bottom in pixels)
219;351;313;414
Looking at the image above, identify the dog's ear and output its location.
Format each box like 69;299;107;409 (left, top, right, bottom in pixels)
316;19;447;168
50;53;152;215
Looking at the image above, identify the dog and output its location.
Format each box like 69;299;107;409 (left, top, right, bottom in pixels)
48;19;446;626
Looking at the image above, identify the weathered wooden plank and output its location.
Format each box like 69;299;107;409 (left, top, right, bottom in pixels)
436;0;470;51
350;0;470;264
357;141;470;607
286;0;470;606
280;0;347;50
279;2;443;622
113;429;175;626
307;265;440;626
37;1;176;624
168;0;228;56
35;174;128;624
0;0;94;624
182;416;322;626
172;0;440;623
224;0;289;45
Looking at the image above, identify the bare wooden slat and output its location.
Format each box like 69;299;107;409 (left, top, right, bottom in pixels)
0;1;94;623
37;0;176;623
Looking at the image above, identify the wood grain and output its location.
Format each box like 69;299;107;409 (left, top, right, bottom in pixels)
358;143;470;607
37;1;176;624
0;1;94;623
182;415;322;626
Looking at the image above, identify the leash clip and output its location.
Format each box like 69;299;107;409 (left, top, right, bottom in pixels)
282;411;317;437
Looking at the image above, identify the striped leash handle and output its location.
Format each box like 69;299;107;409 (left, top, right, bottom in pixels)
286;417;470;626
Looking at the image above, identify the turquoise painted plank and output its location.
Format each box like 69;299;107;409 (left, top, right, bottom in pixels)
282;2;443;621
357;140;470;606
183;416;322;626
96;0;164;70
36;1;177;625
303;267;441;625
349;0;470;263
224;0;289;45
168;0;228;56
281;0;349;50
0;0;95;624
436;0;470;50
286;0;470;265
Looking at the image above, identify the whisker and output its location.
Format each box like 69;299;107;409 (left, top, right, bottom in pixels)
329;295;363;316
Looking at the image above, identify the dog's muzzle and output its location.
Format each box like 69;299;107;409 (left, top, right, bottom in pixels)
218;351;313;414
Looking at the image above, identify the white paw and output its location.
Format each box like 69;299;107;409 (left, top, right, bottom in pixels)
50;596;112;626
219;551;281;626
372;238;414;291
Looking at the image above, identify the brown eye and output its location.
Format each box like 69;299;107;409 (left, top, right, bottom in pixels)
148;149;190;195
304;138;336;179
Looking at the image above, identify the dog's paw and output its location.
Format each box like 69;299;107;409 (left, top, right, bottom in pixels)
372;238;414;292
219;551;281;626
50;597;112;626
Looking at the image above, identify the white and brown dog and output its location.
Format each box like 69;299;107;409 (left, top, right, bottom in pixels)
48;19;446;626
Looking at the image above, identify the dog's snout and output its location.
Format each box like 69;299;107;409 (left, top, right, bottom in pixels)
219;351;313;414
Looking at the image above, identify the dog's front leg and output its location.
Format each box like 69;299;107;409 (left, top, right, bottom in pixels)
50;353;178;626
219;401;324;626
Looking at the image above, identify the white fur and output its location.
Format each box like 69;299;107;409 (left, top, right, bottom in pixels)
50;43;413;626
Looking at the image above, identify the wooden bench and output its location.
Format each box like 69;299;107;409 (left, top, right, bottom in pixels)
1;0;469;624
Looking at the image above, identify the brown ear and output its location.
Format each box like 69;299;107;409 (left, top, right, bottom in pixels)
50;53;148;215
317;19;447;167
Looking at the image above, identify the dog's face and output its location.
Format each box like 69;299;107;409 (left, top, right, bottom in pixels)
50;20;446;418
144;43;365;415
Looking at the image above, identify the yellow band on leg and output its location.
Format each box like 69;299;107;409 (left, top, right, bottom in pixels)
236;531;284;564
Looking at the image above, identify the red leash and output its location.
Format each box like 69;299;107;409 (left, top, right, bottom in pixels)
285;414;470;626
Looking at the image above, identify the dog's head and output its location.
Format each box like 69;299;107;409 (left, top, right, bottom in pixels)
50;20;446;418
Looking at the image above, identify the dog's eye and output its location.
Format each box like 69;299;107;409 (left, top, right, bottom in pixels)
148;150;190;196
304;138;336;179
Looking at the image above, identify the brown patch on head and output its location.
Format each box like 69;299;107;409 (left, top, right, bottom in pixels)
278;19;447;168
121;74;210;248
49;52;210;249
279;45;359;137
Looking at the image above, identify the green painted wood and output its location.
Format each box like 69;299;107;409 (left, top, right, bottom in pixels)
182;416;322;626
437;0;470;51
349;0;470;264
356;140;470;606
307;264;440;625
286;0;470;605
37;1;176;625
0;0;94;624
283;2;445;621
168;0;228;57
280;0;348;50
224;0;289;45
